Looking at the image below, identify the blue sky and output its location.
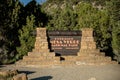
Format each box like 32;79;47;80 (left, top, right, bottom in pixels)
20;0;46;5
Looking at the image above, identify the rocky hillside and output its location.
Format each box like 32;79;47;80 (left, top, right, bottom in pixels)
42;0;108;14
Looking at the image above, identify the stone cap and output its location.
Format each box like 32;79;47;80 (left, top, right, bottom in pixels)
81;28;93;37
81;28;93;31
36;28;47;37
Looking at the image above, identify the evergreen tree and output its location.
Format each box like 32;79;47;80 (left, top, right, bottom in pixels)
107;0;120;62
16;15;35;60
25;0;47;27
95;9;112;52
0;0;21;64
75;2;98;29
47;2;77;30
75;2;111;52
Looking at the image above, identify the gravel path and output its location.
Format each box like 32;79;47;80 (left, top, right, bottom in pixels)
0;64;120;80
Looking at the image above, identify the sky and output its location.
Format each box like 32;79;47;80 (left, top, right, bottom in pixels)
20;0;46;5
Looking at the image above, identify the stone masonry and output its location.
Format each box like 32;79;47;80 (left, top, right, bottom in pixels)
78;28;99;56
57;28;117;66
76;28;116;65
16;28;117;67
16;28;60;67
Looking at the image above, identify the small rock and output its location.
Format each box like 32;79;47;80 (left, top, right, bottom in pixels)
12;73;28;80
88;77;96;80
9;69;18;76
0;70;10;77
0;69;18;77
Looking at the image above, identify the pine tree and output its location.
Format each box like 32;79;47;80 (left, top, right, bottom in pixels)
107;0;120;62
16;15;35;60
75;2;98;29
75;2;111;52
24;0;47;27
0;0;21;64
95;9;112;52
47;2;77;30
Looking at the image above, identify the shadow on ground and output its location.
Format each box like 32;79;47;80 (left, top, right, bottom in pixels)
18;71;35;75
31;76;53;80
0;65;5;68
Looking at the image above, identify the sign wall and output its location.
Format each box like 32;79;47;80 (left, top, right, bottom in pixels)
48;31;81;55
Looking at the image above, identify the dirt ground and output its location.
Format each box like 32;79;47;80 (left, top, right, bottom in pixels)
0;64;120;80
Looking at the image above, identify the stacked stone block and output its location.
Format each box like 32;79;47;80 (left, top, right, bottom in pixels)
59;28;116;66
76;28;116;65
16;28;117;67
16;28;60;67
33;28;48;52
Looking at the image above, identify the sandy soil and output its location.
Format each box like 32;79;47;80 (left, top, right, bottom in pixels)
0;64;120;80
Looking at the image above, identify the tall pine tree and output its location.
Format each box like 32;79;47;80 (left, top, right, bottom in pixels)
16;15;35;60
0;0;21;64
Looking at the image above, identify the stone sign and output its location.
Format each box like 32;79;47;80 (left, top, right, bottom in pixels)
16;28;116;67
47;31;81;55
